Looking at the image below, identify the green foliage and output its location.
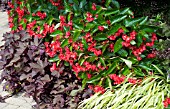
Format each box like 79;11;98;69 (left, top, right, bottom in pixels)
7;0;163;90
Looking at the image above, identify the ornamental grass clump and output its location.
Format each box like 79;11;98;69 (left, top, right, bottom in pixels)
78;74;170;109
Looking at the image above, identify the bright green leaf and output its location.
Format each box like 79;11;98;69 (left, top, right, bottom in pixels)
87;74;102;83
119;7;130;15
110;15;127;25
105;9;119;16
64;0;71;12
49;56;59;62
94;33;107;41
61;39;69;48
50;30;63;37
104;62;117;76
117;49;128;57
85;23;95;32
100;58;106;67
139;16;148;25
130;40;136;45
114;38;123;53
136;34;143;47
133;67;145;76
73;30;81;42
108;24;121;36
122;66;130;75
124;17;144;27
82;38;88;50
105;0;112;7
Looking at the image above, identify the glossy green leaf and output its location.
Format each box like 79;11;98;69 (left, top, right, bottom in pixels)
73;3;79;12
64;0;71;12
94;33;107;41
105;9;119;16
104;62;117;76
96;6;103;14
82;78;87;88
87;56;96;62
97;15;106;24
73;30;81;42
106;77;112;90
108;24;121;36
111;0;120;9
73;0;79;4
114;38;123;53
105;0;112;7
50;30;63;37
122;66;130;75
26;4;31;13
91;25;98;34
140;30;149;39
49;56;59;62
86;74;102;83
120;7;130;15
128;57;138;64
136;34;143;47
64;61;69;66
138;64;152;70
127;10;133;16
100;58;106;67
121;58;132;68
74;23;84;30
117;49;128;57
79;0;87;9
152;64;164;76
141;25;159;33
133;67;145;76
61;39;69;48
124;17;144;27
130;40;136;45
85;23;95;32
102;44;109;53
139;16;148;25
47;15;54;25
110;15;127;25
82;38;88;50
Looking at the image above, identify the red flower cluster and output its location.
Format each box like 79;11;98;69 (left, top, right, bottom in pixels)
146;33;157;47
128;78;137;84
8;17;14;28
36;11;46;19
50;63;57;72
44;41;62;57
109;74;125;84
131;44;146;61
92;3;96;10
16;7;25;19
147;52;156;58
49;0;64;10
163;97;170;108
122;31;136;47
108;28;124;40
109;43;114;52
98;26;104;31
86;12;94;22
8;2;14;8
88;41;102;56
93;85;105;94
59;47;77;65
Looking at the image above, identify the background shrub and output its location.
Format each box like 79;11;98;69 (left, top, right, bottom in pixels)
6;0;166;92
